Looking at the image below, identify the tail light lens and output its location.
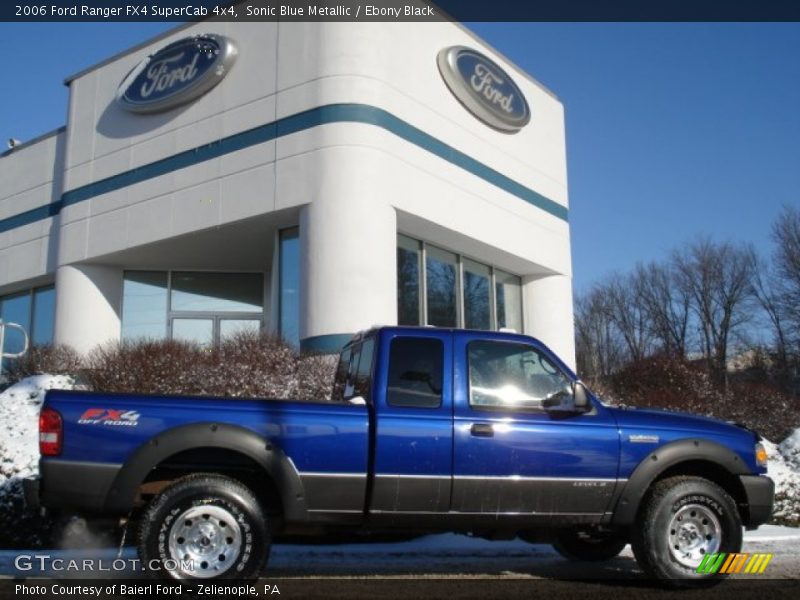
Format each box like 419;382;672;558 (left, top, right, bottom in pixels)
39;408;62;456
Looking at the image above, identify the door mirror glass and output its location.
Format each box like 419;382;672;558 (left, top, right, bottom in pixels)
573;381;590;411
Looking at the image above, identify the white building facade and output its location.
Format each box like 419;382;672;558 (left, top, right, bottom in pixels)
0;20;575;366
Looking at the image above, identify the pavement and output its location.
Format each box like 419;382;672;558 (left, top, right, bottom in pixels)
1;528;798;598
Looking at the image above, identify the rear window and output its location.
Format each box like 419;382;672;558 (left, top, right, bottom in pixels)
331;338;375;403
387;337;443;408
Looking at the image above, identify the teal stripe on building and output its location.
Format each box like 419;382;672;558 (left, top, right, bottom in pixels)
3;103;567;236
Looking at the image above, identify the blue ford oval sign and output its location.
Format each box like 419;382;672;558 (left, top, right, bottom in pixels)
437;46;530;133
117;34;237;114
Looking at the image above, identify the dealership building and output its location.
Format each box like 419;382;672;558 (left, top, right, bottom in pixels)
0;18;575;366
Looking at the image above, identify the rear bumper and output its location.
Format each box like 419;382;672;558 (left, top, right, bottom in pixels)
38;459;122;513
22;477;40;509
739;474;774;528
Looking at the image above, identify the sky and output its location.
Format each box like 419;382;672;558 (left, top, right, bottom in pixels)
1;21;798;295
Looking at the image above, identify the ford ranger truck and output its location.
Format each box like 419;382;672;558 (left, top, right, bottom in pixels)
25;326;773;585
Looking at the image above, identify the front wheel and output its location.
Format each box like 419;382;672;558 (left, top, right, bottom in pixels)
138;474;270;581
631;476;742;587
552;528;628;561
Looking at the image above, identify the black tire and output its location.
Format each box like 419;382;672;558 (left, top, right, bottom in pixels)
631;476;742;587
138;474;270;581
552;528;628;562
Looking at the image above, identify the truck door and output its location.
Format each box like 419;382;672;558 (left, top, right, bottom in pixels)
451;332;620;517
368;330;453;514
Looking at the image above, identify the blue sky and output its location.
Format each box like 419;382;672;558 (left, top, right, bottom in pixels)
2;22;798;294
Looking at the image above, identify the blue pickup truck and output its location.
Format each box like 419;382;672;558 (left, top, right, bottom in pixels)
26;326;773;585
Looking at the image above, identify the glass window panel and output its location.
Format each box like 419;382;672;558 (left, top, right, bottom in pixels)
220;319;261;340
171;272;263;313
279;228;300;348
468;341;571;411
0;292;32;355
397;235;421;326
495;270;523;332
463;259;491;330
122;271;168;340
331;346;352;402
387;337;443;408
354;337;375;400
172;318;214;346
31;286;56;346
425;246;457;327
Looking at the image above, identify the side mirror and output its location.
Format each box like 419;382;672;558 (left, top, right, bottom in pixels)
573;382;590;412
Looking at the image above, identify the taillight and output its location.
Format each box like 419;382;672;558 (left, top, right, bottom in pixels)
39;408;62;456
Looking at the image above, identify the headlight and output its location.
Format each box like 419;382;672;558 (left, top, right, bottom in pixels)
755;442;768;468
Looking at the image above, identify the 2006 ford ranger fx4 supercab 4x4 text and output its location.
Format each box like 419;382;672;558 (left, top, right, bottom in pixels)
25;326;774;585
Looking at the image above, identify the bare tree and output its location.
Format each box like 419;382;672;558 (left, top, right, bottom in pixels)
751;256;790;385
604;273;653;362
673;238;756;385
634;261;691;358
574;286;625;379
772;206;800;351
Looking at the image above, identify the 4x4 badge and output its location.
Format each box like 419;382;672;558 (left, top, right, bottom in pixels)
629;434;659;443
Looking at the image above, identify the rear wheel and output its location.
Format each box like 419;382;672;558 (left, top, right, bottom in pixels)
138;474;269;580
552;528;628;561
631;476;742;587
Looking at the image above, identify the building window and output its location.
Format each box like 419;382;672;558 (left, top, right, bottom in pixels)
31;286;56;346
463;259;491;330
0;285;56;354
396;235;523;332
121;271;168;340
495;269;523;332
397;235;422;326
121;271;265;346
171;272;262;313
426;246;458;327
279;227;300;348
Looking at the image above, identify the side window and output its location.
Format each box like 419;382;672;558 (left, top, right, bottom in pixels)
387;337;443;408
353;338;375;400
332;339;376;403
332;347;352;402
468;341;572;410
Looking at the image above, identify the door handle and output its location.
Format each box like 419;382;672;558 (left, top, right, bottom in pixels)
470;423;494;437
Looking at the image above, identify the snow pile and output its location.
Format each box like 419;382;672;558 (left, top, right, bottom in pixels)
0;374;75;548
764;430;800;526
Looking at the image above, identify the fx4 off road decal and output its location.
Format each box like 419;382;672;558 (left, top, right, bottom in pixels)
78;408;141;427
696;552;773;575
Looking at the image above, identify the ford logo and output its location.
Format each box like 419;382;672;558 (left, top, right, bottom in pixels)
437;46;530;133
116;34;237;114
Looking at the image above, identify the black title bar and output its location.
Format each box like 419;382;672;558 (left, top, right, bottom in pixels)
4;0;800;22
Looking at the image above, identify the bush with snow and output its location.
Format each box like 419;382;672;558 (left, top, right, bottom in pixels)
598;356;800;442
83;332;338;401
0;375;75;548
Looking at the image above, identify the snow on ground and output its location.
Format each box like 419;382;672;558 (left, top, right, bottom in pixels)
0;375;75;488
762;433;800;526
0;375;76;547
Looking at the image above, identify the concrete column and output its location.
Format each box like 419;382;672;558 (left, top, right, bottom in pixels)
299;154;397;353
523;273;576;371
54;264;122;354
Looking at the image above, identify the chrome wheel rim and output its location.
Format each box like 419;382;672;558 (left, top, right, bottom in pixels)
167;505;242;578
667;503;721;568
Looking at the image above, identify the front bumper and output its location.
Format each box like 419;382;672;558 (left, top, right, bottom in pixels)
739;474;774;529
